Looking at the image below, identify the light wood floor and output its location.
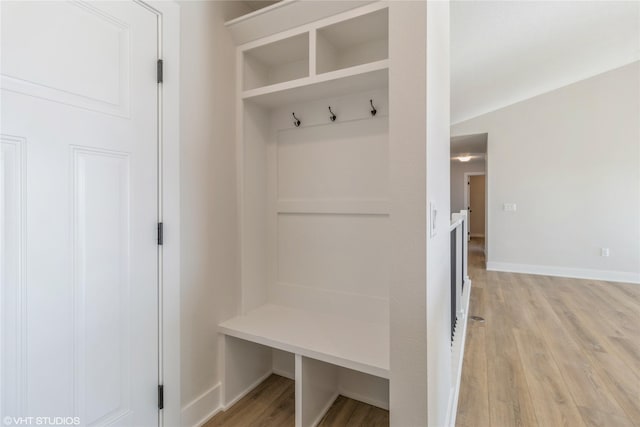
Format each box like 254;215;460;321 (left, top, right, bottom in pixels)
456;238;640;427
204;374;389;427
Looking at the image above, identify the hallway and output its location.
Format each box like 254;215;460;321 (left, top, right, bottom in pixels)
456;239;640;426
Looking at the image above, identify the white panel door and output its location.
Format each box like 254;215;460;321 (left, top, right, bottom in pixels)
1;1;159;426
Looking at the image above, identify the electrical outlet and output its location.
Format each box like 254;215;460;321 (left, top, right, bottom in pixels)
503;203;517;212
601;248;610;257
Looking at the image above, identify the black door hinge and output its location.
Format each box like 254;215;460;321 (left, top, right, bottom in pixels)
158;385;164;410
157;222;163;245
157;59;163;83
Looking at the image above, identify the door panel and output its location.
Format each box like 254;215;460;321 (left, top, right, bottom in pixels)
0;135;27;419
469;175;485;237
1;2;159;425
1;1;130;116
73;148;132;425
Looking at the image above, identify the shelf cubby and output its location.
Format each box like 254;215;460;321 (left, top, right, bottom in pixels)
316;8;388;75
243;32;310;91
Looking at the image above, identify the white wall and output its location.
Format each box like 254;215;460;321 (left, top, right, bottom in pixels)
179;1;250;425
389;2;451;425
425;1;452;426
452;61;640;283
388;2;428;425
450;160;485;213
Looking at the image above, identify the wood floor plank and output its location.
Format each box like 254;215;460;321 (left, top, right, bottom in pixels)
580;283;640;340
317;396;391;427
483;332;538;427
577;405;638;427
513;329;587;427
362;406;390;427
343;402;372;426
456;287;490;427
478;268;539;426
543;290;608;354
553;278;639;342
543;279;640;424
548;282;640;380
587;349;640;423
524;284;633;426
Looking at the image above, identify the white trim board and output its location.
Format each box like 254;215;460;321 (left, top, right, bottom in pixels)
224;370;273;411
486;262;640;284
311;392;340;427
226;1;380;46
139;2;181;426
339;389;388;411
463;172;487;250
462;171;485;212
181;383;222;427
446;279;472;427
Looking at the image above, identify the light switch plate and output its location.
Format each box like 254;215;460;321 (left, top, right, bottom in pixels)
429;201;437;238
503;203;517;212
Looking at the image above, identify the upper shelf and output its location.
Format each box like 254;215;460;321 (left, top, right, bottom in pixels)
225;0;378;45
244;32;310;90
242;59;388;108
316;7;388;74
239;4;389;107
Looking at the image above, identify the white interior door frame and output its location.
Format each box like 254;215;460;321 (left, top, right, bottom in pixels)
463;171;485;242
137;2;181;426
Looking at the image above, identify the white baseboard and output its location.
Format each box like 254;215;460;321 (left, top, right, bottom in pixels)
181;383;222;427
311;391;340;427
273;366;295;380
486;262;640;284
224;370;273;410
339;388;388;411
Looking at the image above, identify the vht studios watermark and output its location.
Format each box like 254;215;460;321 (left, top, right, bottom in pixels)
3;417;80;426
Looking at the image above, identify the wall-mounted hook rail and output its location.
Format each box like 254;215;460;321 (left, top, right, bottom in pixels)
329;106;337;122
370;100;377;116
292;112;301;127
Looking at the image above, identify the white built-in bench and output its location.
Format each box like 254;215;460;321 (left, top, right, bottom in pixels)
219;304;389;378
219;304;389;427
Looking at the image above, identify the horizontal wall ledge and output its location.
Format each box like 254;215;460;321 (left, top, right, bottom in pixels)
277;199;390;215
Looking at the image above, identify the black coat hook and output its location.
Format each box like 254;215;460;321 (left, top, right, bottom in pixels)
370;99;377;116
328;106;336;122
292;112;301;127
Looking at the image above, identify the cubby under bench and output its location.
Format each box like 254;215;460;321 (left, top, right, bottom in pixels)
219;304;390;427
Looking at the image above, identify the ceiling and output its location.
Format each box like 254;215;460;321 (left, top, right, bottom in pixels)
451;1;640;124
451;133;487;162
451;133;487;154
